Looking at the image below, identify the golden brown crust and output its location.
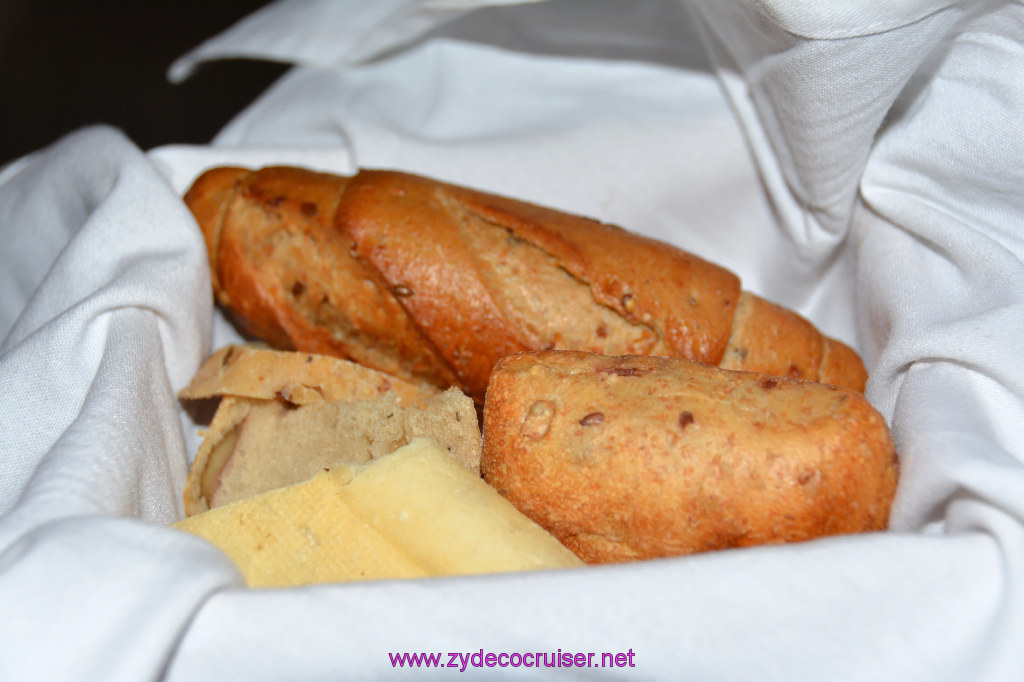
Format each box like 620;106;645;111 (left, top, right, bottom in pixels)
183;166;248;295
185;165;869;398
187;166;460;388
480;351;897;564
721;293;867;390
336;171;531;399
721;292;823;381
442;179;742;364
819;337;869;392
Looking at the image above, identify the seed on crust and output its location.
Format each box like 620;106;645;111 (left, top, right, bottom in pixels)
521;400;556;440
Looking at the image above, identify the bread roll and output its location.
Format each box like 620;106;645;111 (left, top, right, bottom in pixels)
184;166;867;401
480;351;898;564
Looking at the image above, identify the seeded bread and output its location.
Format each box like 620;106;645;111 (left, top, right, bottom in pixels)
185;166;867;401
480;351;898;564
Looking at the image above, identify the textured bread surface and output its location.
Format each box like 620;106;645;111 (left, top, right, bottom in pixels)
186;167;459;388
174;438;583;588
179;343;438;407
180;346;480;516
481;351;898;564
185;166;867;399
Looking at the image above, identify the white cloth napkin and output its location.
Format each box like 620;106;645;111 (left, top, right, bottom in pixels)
1;1;1022;680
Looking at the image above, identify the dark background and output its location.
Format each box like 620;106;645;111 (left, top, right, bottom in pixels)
0;0;287;166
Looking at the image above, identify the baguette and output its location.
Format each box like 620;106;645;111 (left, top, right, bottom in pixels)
185;166;867;401
480;351;898;564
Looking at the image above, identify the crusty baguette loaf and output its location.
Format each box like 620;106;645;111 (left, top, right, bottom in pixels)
480;351;898;564
185;166;867;400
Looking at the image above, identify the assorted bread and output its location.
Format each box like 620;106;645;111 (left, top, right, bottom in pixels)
174;165;899;586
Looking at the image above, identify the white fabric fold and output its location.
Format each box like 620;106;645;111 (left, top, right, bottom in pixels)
167;0;526;83
0;126;213;519
164;533;1008;682
0;127;244;682
2;0;1023;680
